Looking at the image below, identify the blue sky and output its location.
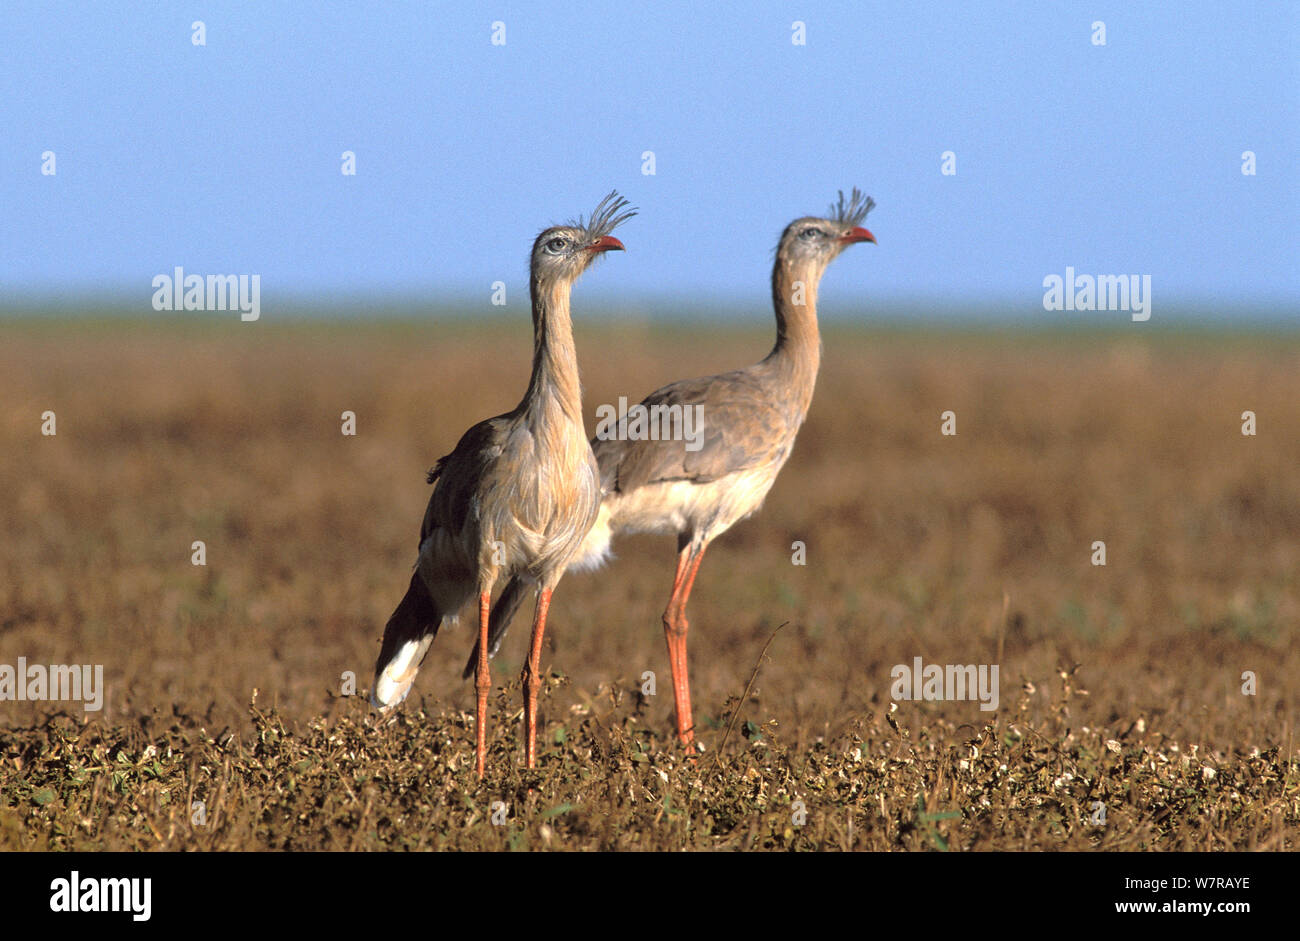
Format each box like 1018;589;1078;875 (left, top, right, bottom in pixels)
3;2;1296;319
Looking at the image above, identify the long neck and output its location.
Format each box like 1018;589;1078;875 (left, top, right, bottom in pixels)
765;257;823;417
520;274;584;426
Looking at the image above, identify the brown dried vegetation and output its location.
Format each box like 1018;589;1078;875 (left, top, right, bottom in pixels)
1;319;1297;850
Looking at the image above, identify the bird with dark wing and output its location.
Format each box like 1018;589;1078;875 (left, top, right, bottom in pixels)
373;192;636;775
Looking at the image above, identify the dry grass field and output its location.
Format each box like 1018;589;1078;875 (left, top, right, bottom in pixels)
1;316;1297;851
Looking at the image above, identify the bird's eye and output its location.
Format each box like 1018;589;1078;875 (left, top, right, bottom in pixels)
545;237;569;254
800;227;825;240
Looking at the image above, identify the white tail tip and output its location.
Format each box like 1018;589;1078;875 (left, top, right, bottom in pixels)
371;636;434;710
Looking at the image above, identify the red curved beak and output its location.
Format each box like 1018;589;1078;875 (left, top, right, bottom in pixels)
585;235;625;253
838;226;876;244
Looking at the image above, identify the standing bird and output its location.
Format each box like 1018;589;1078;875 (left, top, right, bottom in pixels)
467;189;875;747
372;192;635;776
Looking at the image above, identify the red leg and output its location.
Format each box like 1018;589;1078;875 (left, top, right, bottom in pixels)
663;540;707;746
660;545;693;734
475;590;491;777
522;588;553;768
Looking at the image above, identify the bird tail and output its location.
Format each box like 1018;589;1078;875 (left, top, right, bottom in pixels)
461;576;531;679
372;571;442;710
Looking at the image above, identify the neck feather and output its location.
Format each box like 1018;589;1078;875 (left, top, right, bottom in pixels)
765;257;823;415
521;275;584;424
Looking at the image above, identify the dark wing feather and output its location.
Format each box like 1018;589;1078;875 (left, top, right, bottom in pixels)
595;368;792;494
419;414;511;547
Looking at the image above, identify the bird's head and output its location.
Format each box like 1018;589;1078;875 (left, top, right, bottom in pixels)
531;191;637;285
777;188;876;274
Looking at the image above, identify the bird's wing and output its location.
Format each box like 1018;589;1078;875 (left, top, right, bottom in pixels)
595;369;792;493
419;415;510;547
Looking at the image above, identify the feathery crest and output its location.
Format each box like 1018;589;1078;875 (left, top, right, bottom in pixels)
829;187;875;227
575;190;637;239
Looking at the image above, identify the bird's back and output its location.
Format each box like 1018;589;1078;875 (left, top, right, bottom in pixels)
593;360;806;539
597;362;798;489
